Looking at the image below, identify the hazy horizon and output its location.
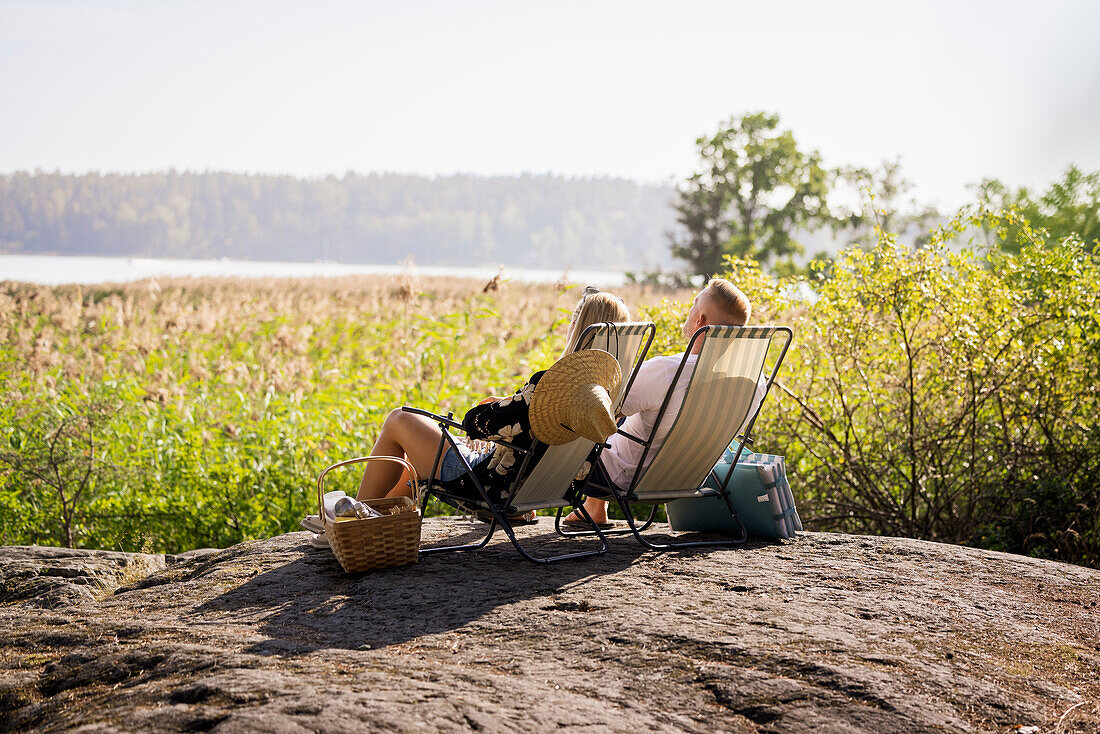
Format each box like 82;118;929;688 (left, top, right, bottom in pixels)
0;169;672;185
4;0;1099;213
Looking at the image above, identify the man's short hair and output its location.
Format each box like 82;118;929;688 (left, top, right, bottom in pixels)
705;278;751;326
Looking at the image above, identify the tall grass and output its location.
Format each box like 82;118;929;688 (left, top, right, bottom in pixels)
0;272;672;552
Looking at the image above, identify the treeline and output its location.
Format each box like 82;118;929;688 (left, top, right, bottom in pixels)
0;171;679;271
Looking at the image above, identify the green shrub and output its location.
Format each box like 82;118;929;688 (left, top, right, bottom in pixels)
729;209;1100;567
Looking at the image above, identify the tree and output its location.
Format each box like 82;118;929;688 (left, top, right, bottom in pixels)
972;165;1100;252
669;112;836;278
839;158;939;248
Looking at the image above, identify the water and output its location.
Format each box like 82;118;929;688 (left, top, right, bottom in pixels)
0;254;628;287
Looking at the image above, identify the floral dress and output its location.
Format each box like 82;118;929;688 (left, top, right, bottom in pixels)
437;371;547;503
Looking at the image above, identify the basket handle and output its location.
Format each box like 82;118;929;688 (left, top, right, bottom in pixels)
316;456;421;529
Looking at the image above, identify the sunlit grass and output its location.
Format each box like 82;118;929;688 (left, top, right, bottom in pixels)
0;273;679;552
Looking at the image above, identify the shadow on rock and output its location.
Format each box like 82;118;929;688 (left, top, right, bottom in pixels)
194;521;649;654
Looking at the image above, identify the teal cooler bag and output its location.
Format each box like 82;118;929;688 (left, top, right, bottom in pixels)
666;449;798;539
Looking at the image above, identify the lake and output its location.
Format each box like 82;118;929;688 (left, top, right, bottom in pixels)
0;254;627;287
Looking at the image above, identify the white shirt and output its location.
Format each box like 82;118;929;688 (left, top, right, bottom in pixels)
600;352;766;490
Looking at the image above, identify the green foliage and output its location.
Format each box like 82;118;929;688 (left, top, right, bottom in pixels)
973;165;1100;253
0;276;595;553
635;299;687;357
838;158;940;249
734;211;1100;567
669;111;837;279
5;209;1099;568
0;378;125;548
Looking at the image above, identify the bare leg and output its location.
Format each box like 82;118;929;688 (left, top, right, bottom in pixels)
357;409;447;500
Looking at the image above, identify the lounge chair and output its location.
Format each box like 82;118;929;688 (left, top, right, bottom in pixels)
579;324;792;550
404;321;655;563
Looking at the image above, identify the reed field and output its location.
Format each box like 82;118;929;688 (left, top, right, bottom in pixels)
0;271;685;553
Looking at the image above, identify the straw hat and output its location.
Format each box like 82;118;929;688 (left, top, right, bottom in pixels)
529;350;622;446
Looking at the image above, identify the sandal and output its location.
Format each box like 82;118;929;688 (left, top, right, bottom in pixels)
562;515;615;530
300;515;324;534
475;510;539;525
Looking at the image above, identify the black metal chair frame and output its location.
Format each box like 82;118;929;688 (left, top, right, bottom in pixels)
405;321;655;564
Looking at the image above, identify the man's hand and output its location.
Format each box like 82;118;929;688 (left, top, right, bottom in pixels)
478;395;507;405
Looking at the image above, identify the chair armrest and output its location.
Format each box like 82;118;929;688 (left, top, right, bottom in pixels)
401;406;463;431
614;428;646;445
400;405;534;456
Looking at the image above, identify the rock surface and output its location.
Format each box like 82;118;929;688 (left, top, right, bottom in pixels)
1;519;1098;733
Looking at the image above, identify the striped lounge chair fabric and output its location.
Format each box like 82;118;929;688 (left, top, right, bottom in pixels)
606;324;792;550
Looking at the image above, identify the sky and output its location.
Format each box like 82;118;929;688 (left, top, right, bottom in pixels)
2;0;1098;211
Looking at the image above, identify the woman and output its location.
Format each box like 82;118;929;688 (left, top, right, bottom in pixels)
354;288;631;511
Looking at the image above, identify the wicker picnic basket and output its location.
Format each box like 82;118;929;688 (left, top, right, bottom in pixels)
316;456;422;573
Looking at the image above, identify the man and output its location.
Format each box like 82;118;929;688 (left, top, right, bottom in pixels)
563;277;761;527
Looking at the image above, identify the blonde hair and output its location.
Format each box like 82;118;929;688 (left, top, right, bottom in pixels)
705;278;751;326
563;290;630;355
